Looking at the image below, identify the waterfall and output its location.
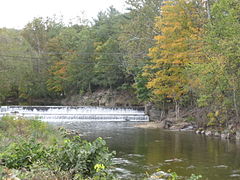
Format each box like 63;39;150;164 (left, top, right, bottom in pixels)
0;106;149;122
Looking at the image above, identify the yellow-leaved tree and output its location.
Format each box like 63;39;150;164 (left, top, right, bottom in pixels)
143;0;205;119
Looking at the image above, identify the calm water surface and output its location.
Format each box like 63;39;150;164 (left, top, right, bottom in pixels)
51;122;240;179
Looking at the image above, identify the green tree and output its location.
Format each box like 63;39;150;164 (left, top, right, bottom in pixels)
21;17;64;100
91;7;127;89
0;28;34;103
119;0;163;75
93;37;125;89
202;0;240;118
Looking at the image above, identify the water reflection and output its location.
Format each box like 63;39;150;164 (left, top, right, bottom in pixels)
51;122;240;180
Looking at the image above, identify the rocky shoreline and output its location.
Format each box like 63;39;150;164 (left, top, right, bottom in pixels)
135;121;240;141
195;128;240;140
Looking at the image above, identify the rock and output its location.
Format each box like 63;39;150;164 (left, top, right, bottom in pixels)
220;130;236;139
148;171;171;180
145;103;167;121
196;128;205;134
236;130;240;140
214;131;220;137
180;123;195;131
134;122;165;129
61;89;140;107
201;130;205;134
196;129;204;134
205;130;212;136
221;131;230;139
221;133;227;139
168;122;193;130
165;120;173;129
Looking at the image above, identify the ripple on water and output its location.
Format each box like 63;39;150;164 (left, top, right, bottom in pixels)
113;158;136;166
113;168;135;179
127;153;144;158
230;174;240;178
232;170;240;173
164;158;183;163
186;165;195;169
214;165;228;168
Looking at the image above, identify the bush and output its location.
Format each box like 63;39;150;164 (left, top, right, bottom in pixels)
47;136;115;179
0;138;47;169
0;117;115;179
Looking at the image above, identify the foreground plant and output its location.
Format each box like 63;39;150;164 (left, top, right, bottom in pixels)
0;116;115;179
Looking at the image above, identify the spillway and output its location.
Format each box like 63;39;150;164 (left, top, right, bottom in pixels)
0;106;149;122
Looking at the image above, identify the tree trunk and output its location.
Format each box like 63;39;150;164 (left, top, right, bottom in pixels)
88;82;92;93
206;0;211;20
174;100;180;121
233;87;239;120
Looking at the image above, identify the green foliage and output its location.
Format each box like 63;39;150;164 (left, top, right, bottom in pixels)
185;116;197;123
93;38;125;88
0;116;61;143
207;112;217;127
134;72;151;102
53;136;115;178
119;0;163;75
0;28;35;103
0;139;47;169
0;117;115;179
169;171;178;180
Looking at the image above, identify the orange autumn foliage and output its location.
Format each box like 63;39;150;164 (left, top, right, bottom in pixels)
144;0;204;101
47;60;68;93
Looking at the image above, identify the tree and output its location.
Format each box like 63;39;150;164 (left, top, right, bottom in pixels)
119;0;163;75
204;0;240;119
0;28;35;103
21;17;64;99
65;27;96;93
143;0;205;118
93;37;125;89
91;7;126;89
46;27;81;95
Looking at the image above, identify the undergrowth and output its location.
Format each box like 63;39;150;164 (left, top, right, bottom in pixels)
0;116;115;180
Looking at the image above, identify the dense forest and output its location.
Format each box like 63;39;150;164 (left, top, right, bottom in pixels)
0;0;240;126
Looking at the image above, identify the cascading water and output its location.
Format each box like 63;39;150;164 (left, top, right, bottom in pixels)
0;106;149;122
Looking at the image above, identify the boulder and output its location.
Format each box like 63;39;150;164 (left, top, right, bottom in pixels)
236;130;240;140
205;130;212;136
221;131;230;139
145;103;168;121
214;131;221;137
148;171;171;180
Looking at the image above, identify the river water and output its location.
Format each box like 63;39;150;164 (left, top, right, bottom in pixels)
51;121;240;180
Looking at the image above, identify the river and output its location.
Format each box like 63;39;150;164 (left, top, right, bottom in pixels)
51;121;240;180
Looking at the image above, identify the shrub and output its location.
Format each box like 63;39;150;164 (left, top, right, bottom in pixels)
0;138;47;169
0;117;115;179
53;136;115;178
0;135;114;179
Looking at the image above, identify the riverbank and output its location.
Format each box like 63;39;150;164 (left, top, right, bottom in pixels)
134;119;240;141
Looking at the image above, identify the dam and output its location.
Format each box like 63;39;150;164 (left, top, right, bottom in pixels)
0;106;149;122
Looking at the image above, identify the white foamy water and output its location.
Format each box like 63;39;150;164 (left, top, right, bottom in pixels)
0;106;149;122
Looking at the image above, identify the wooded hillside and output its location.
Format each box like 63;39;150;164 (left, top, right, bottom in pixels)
0;0;240;126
